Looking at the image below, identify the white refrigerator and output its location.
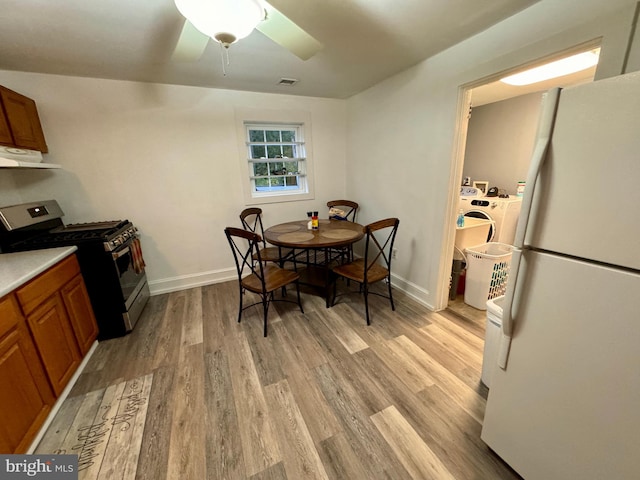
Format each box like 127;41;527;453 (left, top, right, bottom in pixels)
480;71;640;479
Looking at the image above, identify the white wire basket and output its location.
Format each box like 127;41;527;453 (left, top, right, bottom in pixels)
464;242;513;310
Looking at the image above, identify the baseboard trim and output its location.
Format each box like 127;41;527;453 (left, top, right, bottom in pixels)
148;267;436;312
148;268;237;296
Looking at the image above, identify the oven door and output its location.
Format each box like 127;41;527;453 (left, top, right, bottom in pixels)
112;237;148;329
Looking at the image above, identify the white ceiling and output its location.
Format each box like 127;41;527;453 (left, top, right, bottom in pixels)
0;0;542;99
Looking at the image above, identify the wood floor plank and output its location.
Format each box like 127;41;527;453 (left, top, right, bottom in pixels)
202;281;239;353
166;343;206;480
134;365;175;480
269;322;341;444
97;374;153;480
181;287;204;347
204;349;245;480
315;306;369;354
312;362;412;480
371;405;456;480
151;291;186;369
227;329;282;477
318;433;370;480
393;335;486;423
370;337;437;394
263;379;329;480
34;394;85;454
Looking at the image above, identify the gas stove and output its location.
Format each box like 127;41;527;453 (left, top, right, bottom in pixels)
0;199;149;339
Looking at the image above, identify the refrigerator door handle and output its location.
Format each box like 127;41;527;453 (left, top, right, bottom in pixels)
499;88;561;370
513;88;561;249
498;247;522;369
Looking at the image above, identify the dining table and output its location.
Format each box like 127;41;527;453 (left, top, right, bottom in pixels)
263;219;365;306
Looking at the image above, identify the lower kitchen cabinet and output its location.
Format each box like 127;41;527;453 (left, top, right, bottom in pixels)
0;294;55;454
0;252;99;453
61;274;99;356
25;294;81;396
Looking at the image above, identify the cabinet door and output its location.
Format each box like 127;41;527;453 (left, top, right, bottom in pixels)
26;294;81;396
0;86;48;152
61;274;99;356
0;104;13;145
0;294;55;454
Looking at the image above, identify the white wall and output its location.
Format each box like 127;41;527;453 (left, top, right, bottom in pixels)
0;74;347;293
463;92;543;196
346;0;640;309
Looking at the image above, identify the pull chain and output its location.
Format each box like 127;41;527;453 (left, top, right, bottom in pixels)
219;42;231;77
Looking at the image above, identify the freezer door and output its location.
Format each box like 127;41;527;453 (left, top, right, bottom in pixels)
481;250;640;479
523;71;640;270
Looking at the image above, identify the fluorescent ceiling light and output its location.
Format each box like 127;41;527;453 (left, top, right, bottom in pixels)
501;49;600;86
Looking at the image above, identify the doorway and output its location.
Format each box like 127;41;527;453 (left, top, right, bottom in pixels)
445;43;601;327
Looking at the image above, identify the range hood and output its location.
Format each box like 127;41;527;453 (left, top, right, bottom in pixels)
0;146;61;169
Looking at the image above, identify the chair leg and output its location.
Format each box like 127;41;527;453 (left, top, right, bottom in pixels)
237;285;244;323
387;276;396;311
262;294;270;337
296;281;304;314
363;282;371;325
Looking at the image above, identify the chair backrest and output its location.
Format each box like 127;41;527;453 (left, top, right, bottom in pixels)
363;218;400;280
224;227;267;290
239;207;267;248
327;200;359;222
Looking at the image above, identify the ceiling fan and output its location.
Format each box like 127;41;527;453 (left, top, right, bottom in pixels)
172;0;323;62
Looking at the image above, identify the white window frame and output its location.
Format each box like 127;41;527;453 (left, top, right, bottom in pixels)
235;108;315;205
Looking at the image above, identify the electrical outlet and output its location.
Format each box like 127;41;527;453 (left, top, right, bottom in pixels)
392;248;398;259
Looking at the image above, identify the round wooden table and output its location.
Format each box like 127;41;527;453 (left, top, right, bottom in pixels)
264;219;364;307
264;219;364;249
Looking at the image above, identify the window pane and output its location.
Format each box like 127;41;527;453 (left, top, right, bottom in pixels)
265;130;280;142
253;163;268;176
282;145;294;158
284;161;298;173
270;162;284;174
249;130;264;142
255;178;269;188
251;145;266;159
281;130;295;142
271;176;284;186
266;145;281;158
285;176;299;186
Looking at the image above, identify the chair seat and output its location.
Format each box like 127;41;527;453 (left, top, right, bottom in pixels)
242;265;300;294
332;258;389;284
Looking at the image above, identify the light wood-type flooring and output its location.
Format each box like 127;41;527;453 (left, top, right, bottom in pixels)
36;280;521;479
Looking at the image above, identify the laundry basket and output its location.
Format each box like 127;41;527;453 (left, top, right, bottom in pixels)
464;242;513;310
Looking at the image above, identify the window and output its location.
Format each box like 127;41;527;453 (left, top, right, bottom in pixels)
236;108;315;205
246;123;307;195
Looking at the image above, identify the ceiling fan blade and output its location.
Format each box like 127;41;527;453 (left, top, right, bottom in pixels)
256;3;323;60
172;20;210;62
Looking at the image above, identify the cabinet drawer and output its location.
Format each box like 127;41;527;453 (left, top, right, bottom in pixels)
0;294;22;339
16;255;80;315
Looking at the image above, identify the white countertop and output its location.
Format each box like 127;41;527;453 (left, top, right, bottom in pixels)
0;246;77;298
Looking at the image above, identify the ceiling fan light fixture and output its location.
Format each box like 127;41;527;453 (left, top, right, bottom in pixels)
174;0;265;47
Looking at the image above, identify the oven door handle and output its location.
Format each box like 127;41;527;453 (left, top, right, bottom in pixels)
112;246;130;260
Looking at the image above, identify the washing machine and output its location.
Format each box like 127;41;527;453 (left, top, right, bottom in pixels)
459;188;522;245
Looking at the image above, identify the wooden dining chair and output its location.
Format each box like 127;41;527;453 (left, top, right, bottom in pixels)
240;207;293;266
326;200;359;264
327;199;359;222
331;218;399;325
225;227;304;337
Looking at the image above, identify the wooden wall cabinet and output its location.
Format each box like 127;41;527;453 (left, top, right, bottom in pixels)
0;253;99;453
0;293;55;454
0;85;48;153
